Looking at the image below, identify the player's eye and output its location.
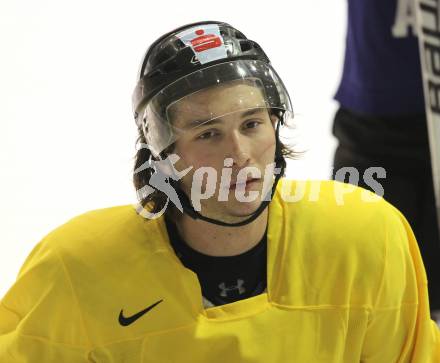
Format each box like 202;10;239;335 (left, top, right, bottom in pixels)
243;119;263;129
196;129;220;140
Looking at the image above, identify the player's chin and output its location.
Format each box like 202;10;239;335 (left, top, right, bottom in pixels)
225;198;264;217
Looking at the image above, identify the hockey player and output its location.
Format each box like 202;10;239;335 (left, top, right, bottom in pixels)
0;21;439;362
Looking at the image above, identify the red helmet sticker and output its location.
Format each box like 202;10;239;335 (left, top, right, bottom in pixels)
176;24;227;64
190;31;222;53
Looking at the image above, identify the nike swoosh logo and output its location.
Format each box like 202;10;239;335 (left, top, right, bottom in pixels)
118;299;163;327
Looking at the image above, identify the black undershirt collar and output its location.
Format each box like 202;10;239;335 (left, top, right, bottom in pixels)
164;216;267;306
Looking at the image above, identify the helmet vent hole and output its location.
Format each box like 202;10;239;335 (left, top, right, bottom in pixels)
240;41;252;52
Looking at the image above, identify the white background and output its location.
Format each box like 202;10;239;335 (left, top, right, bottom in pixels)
0;1;346;297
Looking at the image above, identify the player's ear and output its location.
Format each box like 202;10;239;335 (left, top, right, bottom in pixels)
156;151;190;179
154;145;176;177
155;160;173;177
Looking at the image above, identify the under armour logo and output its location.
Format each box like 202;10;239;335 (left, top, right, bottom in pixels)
219;279;246;297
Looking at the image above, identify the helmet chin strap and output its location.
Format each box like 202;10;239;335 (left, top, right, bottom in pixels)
170;121;286;227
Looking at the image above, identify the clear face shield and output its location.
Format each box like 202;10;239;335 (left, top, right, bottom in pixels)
137;59;293;157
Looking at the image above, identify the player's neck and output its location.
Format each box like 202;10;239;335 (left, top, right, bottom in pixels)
174;208;268;257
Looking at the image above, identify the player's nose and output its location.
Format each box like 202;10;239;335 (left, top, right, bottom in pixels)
226;130;251;167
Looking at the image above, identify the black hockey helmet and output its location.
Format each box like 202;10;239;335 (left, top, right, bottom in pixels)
132;21;293;157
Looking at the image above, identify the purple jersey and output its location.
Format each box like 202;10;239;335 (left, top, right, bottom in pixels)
335;0;425;115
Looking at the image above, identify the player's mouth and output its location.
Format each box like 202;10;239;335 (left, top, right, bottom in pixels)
228;178;260;190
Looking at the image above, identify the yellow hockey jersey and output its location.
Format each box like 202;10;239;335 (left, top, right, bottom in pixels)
0;179;439;362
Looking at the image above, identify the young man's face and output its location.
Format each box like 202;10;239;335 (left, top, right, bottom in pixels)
169;81;277;222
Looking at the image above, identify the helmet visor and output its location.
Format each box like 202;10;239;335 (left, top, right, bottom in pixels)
139;59;292;156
